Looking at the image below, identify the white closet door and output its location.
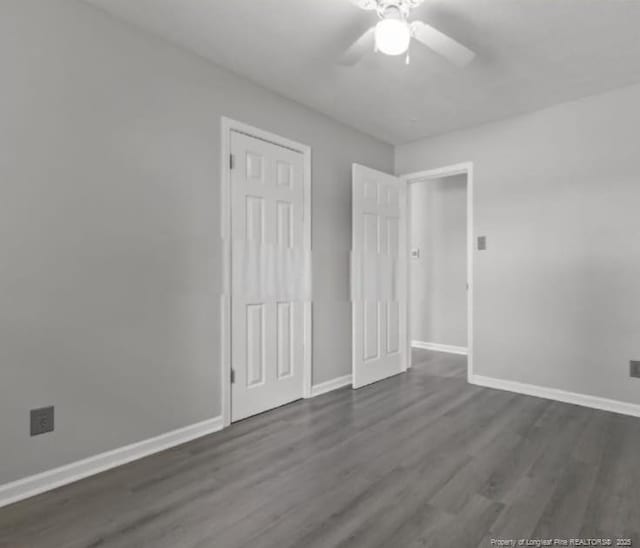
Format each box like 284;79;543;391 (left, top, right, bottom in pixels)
231;131;306;421
352;164;408;389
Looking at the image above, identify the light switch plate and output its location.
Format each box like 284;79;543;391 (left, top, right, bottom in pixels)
477;236;487;251
410;248;420;259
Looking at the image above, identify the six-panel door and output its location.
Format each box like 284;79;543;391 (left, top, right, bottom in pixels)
231;131;306;421
352;164;408;388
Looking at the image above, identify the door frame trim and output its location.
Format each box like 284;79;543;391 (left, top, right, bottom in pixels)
220;117;312;427
400;162;474;382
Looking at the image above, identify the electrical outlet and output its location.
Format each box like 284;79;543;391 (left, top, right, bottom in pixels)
630;361;640;379
477;236;487;251
30;406;54;436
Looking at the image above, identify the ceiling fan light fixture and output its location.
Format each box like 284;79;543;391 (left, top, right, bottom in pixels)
375;18;411;56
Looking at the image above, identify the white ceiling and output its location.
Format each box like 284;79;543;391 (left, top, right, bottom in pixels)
85;0;640;144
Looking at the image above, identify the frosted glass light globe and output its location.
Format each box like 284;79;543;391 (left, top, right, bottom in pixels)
375;18;411;56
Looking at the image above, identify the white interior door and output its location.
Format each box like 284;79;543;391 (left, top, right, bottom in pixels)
352;164;408;388
231;131;306;421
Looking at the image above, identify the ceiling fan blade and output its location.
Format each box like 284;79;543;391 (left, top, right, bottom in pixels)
410;21;475;67
339;27;375;66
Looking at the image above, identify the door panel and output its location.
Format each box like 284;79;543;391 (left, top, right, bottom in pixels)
246;304;265;386
276;302;293;379
352;164;407;388
231;131;306;421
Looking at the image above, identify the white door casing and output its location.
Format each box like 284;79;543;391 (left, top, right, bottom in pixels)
230;130;308;422
351;164;408;388
401;162;474;380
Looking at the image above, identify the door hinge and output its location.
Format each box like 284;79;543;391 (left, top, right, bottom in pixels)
230;369;235;384
229;154;235;170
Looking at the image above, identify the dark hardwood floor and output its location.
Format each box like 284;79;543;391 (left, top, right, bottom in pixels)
2;349;640;547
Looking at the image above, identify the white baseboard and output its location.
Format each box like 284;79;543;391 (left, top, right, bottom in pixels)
310;374;353;397
470;374;640;418
0;416;224;509
411;340;468;356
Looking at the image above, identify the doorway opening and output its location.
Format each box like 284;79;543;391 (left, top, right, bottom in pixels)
402;163;474;381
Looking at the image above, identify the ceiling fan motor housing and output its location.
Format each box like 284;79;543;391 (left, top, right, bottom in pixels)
355;0;425;18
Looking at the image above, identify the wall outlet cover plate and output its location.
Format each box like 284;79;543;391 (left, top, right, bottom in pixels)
30;406;54;436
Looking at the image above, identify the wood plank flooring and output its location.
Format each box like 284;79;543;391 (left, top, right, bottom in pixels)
1;349;640;547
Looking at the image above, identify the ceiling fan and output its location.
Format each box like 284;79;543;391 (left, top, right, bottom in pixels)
342;0;475;67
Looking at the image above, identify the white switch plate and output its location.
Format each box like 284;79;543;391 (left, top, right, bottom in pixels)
410;248;420;259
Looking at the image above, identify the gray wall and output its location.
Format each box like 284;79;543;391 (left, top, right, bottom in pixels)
397;83;640;405
409;176;467;347
0;0;393;484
